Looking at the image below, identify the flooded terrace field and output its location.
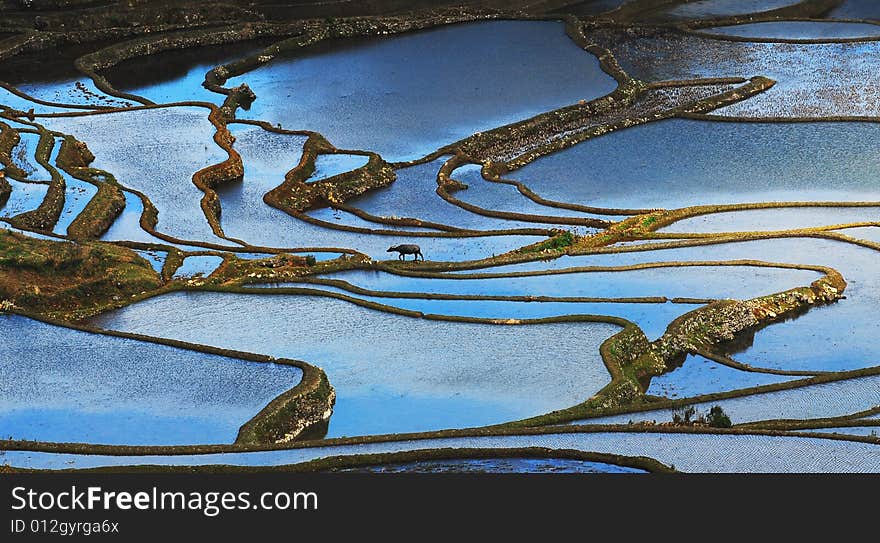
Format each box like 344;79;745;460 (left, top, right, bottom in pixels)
225;21;619;162
1;1;879;474
0;315;302;445
89;291;619;437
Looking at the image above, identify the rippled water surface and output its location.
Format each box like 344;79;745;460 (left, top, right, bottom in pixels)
89;291;618;437
4;432;878;472
0;315;302;445
41;107;229;244
1;8;878;473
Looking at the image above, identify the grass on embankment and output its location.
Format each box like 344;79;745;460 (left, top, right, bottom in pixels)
0;228;162;314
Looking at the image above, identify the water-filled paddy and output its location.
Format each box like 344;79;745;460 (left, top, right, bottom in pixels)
88;291;618;437
318;265;820;301
3;431;878;472
53;180;97;236
801;425;880;437
40;107;229;244
704;21;880;40
449;162;609;223
98;190;197;248
100;190;155;243
465;237;880;374
690;240;880;374
646;354;790;398
585;375;880;426
304;206;443;233
172;255;224;279
349;158;583;232
661;207;880;234
839;226;880;243
7;131;50;181
2;6;878;474
218;127;541;258
0;315;302;445
227;21;618;162
828;0;880;20
334;457;645;473
602;30;880;117
246;283;698;340
508;120;880;210
0;178;48;217
52;140;98;236
659;0;801;20
0;86;109;116
133;250;166;273
310;154;370;181
0;45;131;109
725;300;877;373
103;40;274;105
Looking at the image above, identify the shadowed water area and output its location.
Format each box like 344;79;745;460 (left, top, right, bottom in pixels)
658;0;802;21
226;21;618;162
334;457;646;473
828;0;880;19
0;43;132;108
103;40;277;105
553;0;628;16
600;31;880;117
705;21;880;40
509;120;880;209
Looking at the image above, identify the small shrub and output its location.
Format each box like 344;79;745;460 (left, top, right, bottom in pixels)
525;231;576;253
672;405;697;425
305;255;317;266
706;405;732;428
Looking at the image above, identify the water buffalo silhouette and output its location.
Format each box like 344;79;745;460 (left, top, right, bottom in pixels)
387;244;424;261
